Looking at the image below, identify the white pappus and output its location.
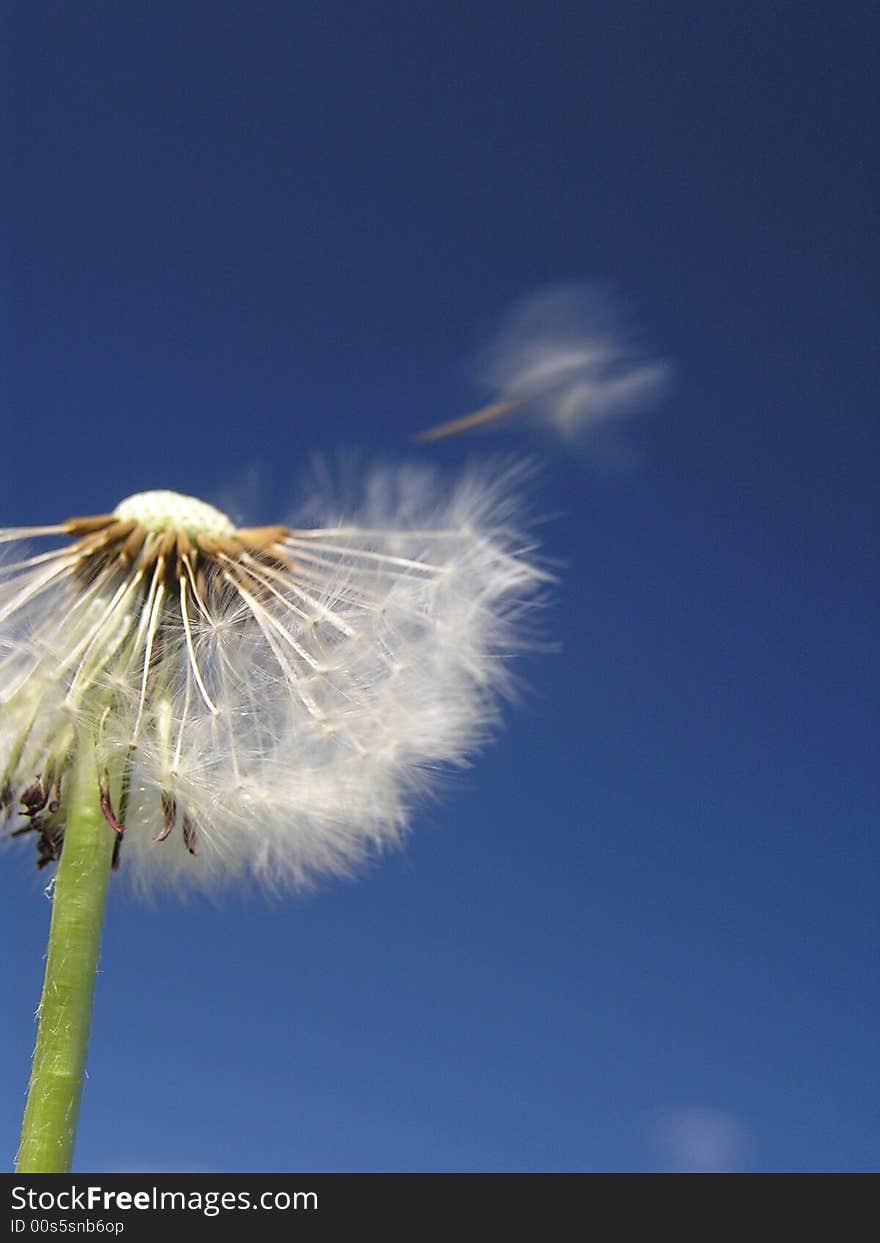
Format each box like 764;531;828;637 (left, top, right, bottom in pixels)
0;465;547;893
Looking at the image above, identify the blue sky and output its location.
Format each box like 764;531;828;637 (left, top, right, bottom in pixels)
2;2;877;1172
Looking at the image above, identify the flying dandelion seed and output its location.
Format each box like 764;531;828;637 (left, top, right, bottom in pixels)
418;282;672;445
1;470;546;893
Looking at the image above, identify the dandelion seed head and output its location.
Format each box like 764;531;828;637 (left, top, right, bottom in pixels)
2;470;547;893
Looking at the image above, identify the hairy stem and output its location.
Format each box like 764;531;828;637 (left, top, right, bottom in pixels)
16;737;115;1172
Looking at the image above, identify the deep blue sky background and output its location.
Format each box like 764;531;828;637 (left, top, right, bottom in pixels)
2;2;877;1172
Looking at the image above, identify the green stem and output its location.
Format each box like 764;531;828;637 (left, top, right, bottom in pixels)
16;737;115;1173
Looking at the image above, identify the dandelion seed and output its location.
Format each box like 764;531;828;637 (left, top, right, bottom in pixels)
417;282;672;445
2;473;546;892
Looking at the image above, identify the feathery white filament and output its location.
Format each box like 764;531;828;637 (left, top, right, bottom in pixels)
178;576;218;716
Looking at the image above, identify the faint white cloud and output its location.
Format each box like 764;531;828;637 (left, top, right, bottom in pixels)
651;1105;751;1172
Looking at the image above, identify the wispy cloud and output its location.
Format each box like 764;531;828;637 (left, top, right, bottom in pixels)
651;1105;751;1172
419;282;672;450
